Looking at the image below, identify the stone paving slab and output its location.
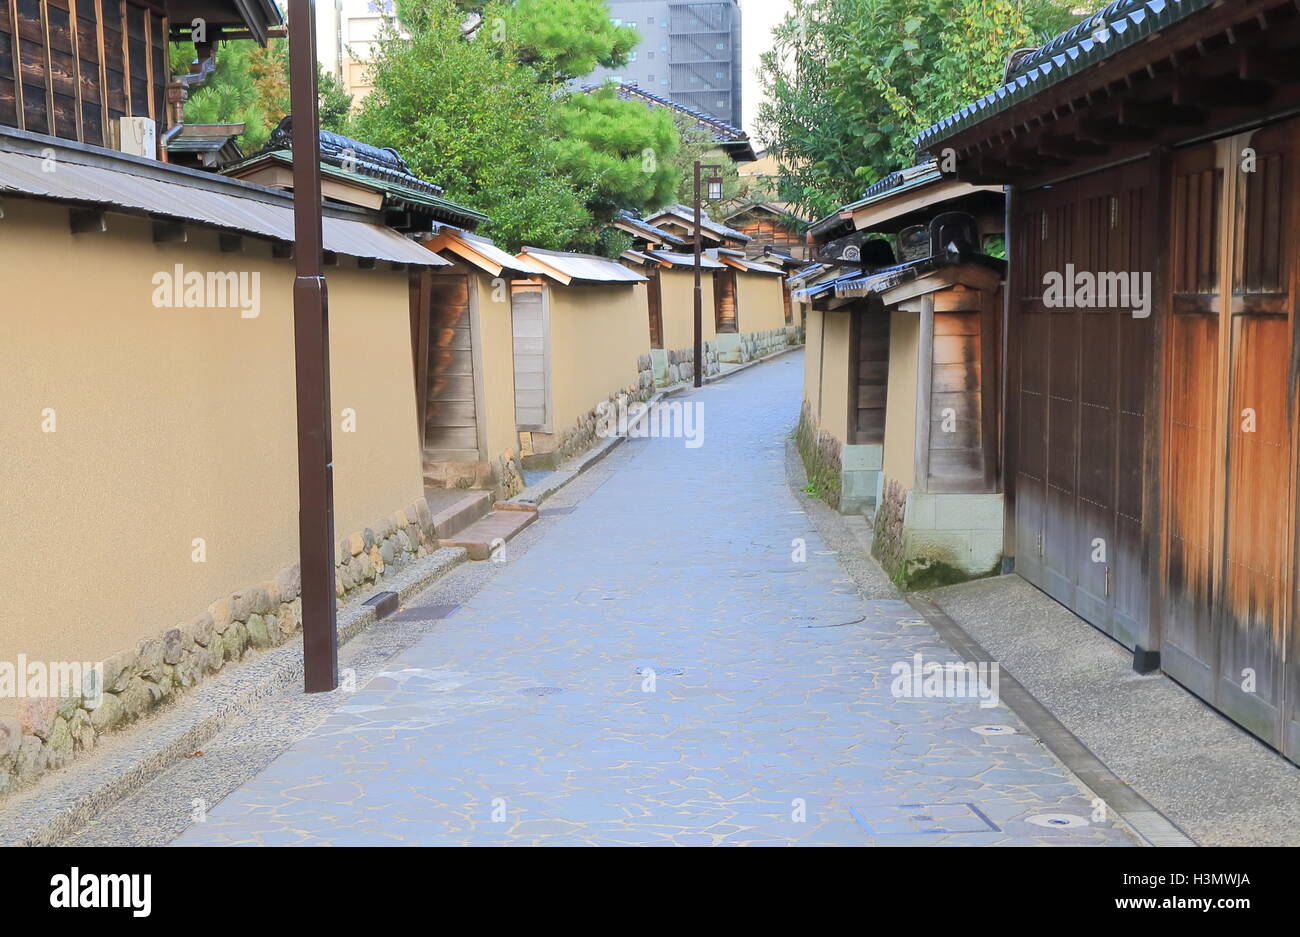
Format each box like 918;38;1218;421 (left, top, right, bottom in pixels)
169;354;1136;847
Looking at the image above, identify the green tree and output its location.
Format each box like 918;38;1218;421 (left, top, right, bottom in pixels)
500;0;640;82
669;112;742;209
351;0;589;250
550;85;680;231
173;38;352;152
757;0;1079;219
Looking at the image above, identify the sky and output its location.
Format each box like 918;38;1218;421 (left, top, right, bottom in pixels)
740;0;793;143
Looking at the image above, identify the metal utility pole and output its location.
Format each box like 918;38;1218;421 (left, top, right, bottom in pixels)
288;0;338;692
693;161;703;388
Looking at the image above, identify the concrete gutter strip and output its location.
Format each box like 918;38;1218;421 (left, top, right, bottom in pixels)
905;594;1197;848
0;546;467;847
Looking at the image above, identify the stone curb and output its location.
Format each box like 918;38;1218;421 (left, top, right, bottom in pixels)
704;344;803;385
0;546;468;847
504;389;672;510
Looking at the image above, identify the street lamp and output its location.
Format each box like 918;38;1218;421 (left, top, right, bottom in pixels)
287;0;338;693
693;161;723;388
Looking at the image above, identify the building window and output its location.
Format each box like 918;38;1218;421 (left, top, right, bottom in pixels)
716;71;724;79
628;20;636;27
647;51;655;60
629;51;637;62
648;74;654;82
661;78;669;86
716;42;726;50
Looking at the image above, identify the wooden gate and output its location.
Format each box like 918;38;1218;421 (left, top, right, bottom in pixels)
419;270;481;467
1010;160;1155;648
510;283;550;432
848;303;889;445
1163;120;1300;754
647;268;664;350
714;268;738;333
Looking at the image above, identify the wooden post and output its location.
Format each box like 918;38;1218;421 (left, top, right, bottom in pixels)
288;0;338;693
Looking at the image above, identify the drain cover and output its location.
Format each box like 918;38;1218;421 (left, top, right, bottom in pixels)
520;686;564;697
634;665;685;677
971;725;1017;736
1027;813;1089;829
850;802;1000;836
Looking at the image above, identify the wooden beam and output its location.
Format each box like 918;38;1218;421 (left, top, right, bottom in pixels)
323;251;338;266
357;257;376;269
70;208;107;234
219;233;243;252
152;219;187;243
272;242;293;259
1116;98;1203;128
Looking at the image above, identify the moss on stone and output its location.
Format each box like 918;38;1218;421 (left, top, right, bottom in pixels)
898;557;1002;592
795;403;842;510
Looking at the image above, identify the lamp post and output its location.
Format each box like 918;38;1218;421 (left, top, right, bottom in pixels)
693;161;724;388
287;0;338;693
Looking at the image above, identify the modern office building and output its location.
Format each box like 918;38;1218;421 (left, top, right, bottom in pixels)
584;1;743;131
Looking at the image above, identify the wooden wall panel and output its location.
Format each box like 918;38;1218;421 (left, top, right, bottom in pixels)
0;0;18;127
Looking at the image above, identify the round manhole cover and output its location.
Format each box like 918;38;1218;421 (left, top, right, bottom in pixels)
1027;813;1089;829
520;686;564;697
634;666;684;677
971;725;1017;736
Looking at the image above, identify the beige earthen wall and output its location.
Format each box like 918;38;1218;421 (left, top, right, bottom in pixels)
0;198;424;718
659;267;716;352
735;272;787;333
546;282;651;434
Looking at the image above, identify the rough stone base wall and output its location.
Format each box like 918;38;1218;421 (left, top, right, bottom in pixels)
871;481;1004;590
796;401;843;510
551;365;655;465
0;498;439;797
425;448;525;502
722;326;803;364
658;342;720;386
871;476;908;582
490;450;526;500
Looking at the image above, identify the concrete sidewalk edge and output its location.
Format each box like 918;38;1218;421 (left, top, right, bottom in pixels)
0;546;468;847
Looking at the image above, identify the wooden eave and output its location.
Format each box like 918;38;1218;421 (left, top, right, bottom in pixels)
937;0;1300;188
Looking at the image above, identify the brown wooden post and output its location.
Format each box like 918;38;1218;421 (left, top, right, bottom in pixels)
288;0;338;693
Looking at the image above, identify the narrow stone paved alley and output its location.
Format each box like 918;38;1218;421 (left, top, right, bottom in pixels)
134;353;1134;846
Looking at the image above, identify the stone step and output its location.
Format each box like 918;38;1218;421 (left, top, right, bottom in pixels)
424;490;494;540
438;508;537;561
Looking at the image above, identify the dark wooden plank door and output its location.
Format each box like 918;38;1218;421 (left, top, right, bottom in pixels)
1013;161;1154;646
647;268;664;350
1162;142;1224;701
1220;120;1297;746
850;304;888;445
714;269;738;333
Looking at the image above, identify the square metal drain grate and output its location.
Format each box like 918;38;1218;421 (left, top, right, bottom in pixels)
383;603;461;623
849;803;1000;836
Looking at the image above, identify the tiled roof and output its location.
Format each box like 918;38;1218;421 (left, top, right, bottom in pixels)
647;204;751;244
914;0;1217;150
616;209;687;247
583;82;750;143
